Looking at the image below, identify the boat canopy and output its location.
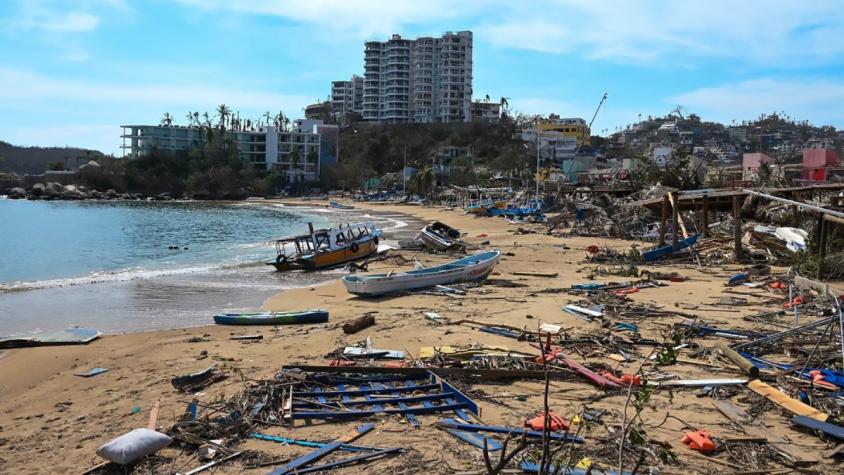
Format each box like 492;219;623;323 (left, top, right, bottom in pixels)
272;222;380;256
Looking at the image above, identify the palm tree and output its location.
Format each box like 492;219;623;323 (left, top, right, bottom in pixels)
289;148;302;183
275;111;287;129
202;112;211;127
185;111;195;127
216;104;231;130
160;112;174;127
263;111;272;126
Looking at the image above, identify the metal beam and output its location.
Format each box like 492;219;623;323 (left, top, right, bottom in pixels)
742;188;844;219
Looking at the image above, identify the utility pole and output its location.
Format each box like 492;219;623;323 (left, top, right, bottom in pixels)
535;130;541;200
402;146;407;196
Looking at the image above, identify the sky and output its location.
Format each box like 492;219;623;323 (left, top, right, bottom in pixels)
1;0;844;155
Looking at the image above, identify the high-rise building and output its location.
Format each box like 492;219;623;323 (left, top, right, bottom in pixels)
361;31;473;124
330;75;364;118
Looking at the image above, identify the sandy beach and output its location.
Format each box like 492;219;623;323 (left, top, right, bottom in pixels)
0;200;837;474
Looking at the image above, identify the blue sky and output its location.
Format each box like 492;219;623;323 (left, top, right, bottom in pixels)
1;0;844;155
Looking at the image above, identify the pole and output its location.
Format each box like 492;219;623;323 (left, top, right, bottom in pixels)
402;146;407;196
817;215;828;281
659;195;668;246
733;194;742;260
742;189;844;220
671;195;679;251
535;131;541;200
702;194;709;238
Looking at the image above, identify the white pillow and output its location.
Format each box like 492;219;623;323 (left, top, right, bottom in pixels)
96;428;172;465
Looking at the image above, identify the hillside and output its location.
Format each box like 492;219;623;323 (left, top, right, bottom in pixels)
0;141;106;175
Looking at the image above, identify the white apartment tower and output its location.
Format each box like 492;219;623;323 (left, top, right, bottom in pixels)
330;75;364;118
362;31;473;124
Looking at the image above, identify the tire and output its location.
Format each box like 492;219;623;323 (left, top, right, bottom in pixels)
373;236;379;245
276;254;287;264
350;242;360;253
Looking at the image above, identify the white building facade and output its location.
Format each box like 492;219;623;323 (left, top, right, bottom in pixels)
120;125;323;182
330;75;364;118
362;31;473;124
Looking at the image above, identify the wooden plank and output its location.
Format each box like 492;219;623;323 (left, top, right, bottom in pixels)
512;271;558;278
558;356;621;388
747;380;828;422
711;399;813;465
668;192;689;239
443;428;502;451
148;400;160;430
792;416;844;440
268;424;374;475
715;342;760;377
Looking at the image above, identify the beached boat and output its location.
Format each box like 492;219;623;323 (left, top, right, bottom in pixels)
342;250;501;296
213;309;329;325
329;201;355;210
416;221;462;250
268;222;383;272
642;233;701;262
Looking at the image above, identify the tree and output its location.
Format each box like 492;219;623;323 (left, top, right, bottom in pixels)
160;112;174;127
289;148;302;184
47;161;66;171
185;111;195;127
216;104;231;130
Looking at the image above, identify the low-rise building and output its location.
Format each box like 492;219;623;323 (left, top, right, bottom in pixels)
742;152;773;181
304;101;332;121
521;129;578;162
802;147;839;182
120;123;332;183
470;101;501;123
651;146;673;167
536;117;590;146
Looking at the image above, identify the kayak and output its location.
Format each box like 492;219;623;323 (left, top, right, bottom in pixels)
213;309;329;325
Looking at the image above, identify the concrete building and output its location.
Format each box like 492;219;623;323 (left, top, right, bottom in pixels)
362;31;473;124
121;124;334;183
802;147;839;182
521;129;578;163
470;101;501;124
536;117;590;146
742;152;773;181
651;146;673;167
304;101;332;121
331;75;364;118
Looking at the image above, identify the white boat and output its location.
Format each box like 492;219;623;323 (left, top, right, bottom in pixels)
342;250;501;297
415;221;462;250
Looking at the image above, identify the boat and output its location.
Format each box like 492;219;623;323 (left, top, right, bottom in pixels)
329;201;355;210
213;309;329;325
268;222;383;272
642;233;701;262
416;221;462;250
342;250;501;297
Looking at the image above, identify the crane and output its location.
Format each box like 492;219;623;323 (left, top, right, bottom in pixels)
588;92;608;132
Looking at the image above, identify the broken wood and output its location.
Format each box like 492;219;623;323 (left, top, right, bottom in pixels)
342;314;376;334
512;271;559;278
715;341;760;378
747;379;828;422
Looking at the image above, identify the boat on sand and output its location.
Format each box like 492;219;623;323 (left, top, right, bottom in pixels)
416;221;462;250
267;222;382;272
342;250;500;297
213;309;329;325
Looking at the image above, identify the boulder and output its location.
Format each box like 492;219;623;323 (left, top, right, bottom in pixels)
61;185;87;200
30;183;46;197
105;189;120;199
7;187;26;199
44;182;63;197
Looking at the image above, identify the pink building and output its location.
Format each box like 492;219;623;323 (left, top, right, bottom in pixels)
742;153;773;180
802;148;839;182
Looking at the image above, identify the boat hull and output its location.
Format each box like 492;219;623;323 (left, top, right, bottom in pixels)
342;251;500;297
213;310;329;325
269;237;378;271
642;233;701;262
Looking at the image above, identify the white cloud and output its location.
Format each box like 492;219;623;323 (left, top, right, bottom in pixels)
18;12;101;32
172;0;475;38
673;78;844;127
0;68;312;112
476;0;844;65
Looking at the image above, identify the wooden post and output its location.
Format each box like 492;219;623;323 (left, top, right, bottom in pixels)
715;342;759;378
733;194;742;259
659;195;668;246
671;195;679;251
702;194;709;238
817;215;827;280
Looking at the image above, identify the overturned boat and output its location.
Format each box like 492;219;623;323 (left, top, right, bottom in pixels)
267;222;383;272
329;201;354;210
342;250;500;297
416;221;462;250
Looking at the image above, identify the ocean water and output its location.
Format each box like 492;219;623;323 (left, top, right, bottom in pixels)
0;199;411;335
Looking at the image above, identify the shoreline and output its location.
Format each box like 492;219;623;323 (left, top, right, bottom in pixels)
1;199;837;474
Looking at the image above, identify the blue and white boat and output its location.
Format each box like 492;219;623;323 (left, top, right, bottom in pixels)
342;250;501;296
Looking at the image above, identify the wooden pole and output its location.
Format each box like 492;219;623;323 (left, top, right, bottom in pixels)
715;341;759;378
702;194;709;238
671;194;679;251
659;195;668;246
817;215;827;280
733;194;742;259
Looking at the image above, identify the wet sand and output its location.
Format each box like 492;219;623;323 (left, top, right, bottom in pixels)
0;200;835;474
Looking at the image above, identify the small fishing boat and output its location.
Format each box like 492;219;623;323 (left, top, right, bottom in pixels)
342;250;501;297
268;222;383;272
642;233;701;262
329;201;355;210
213;309;329;325
416;221;462;250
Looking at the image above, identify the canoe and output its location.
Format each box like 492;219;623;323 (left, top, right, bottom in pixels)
342;250;500;297
642;233;700;262
213;309;329;325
